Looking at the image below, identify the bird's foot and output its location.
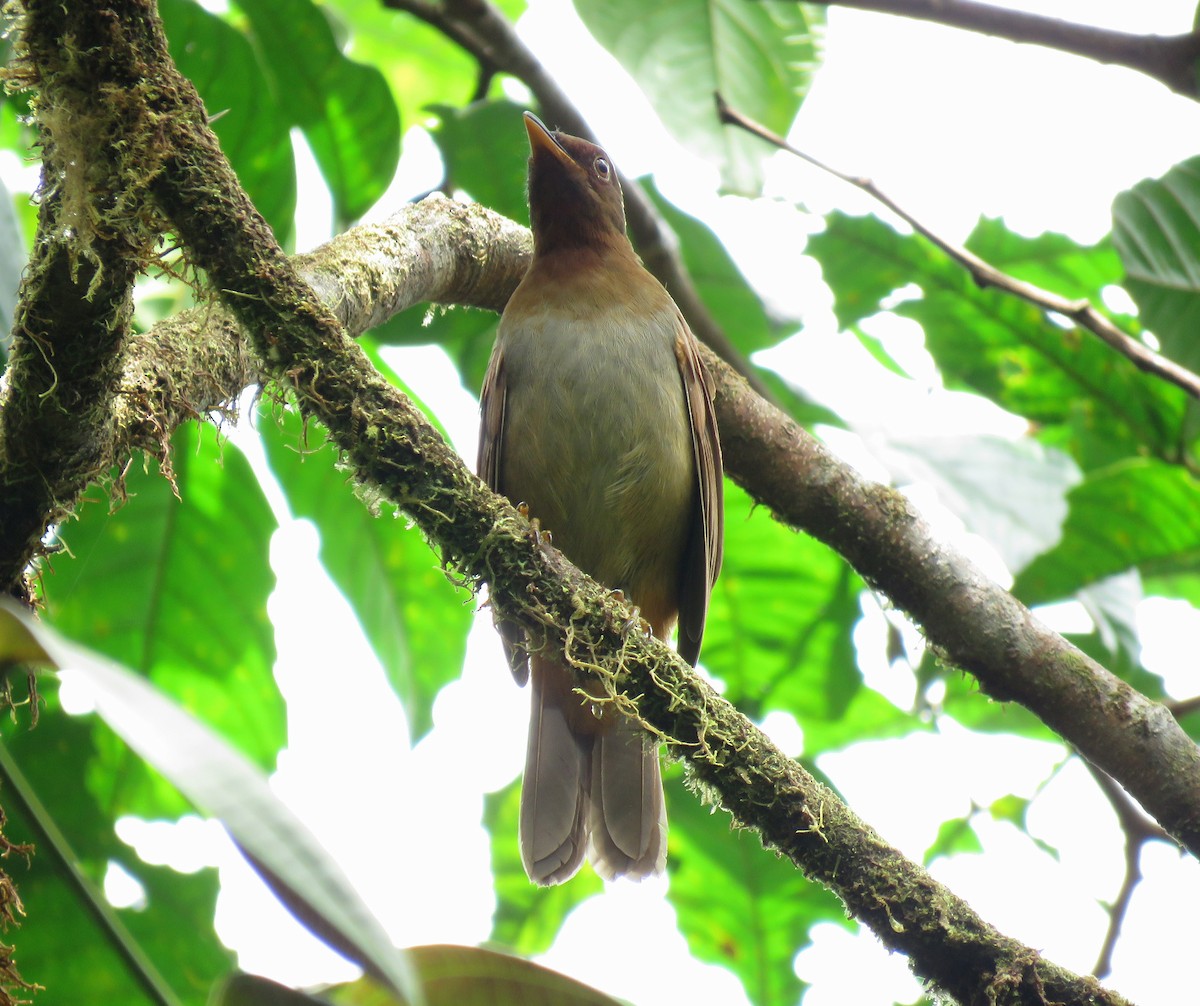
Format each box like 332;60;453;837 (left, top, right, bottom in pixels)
518;504;553;549
608;589;647;637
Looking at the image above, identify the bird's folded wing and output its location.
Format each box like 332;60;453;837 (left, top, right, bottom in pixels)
672;312;725;667
477;345;530;685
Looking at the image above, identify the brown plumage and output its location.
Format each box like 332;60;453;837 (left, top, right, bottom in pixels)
478;112;723;885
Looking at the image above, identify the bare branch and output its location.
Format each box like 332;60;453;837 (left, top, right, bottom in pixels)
717;95;1200;402
800;0;1200;98
1168;694;1200;720
1085;763;1170;979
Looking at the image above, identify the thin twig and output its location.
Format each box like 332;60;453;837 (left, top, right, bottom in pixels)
1084;761;1170;979
716;94;1200;402
798;0;1200;99
1167;694;1200;720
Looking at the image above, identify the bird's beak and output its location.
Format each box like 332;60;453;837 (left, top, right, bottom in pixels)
524;111;577;171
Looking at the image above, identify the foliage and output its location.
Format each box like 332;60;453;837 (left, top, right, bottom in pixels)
1;2;1197;1006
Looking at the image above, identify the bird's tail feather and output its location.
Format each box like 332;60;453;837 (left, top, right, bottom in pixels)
520;658;666;885
519;662;588;885
586;719;666;882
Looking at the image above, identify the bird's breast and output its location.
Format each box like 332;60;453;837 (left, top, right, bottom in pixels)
497;277;694;617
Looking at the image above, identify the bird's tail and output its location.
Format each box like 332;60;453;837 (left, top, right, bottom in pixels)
586;718;667;881
520;657;665;886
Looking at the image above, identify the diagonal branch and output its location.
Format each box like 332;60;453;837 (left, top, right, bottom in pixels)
800;0;1200;98
717;95;1200;401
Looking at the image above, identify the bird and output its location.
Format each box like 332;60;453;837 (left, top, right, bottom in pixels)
477;111;723;886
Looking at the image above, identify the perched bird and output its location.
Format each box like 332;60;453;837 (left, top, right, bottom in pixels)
478;112;723;886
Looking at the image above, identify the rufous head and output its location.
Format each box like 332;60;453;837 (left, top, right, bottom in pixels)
523;111;627;254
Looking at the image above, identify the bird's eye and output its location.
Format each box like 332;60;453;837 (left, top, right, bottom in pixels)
594;156;611;180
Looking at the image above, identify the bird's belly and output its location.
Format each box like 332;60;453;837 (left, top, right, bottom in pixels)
498;310;694;623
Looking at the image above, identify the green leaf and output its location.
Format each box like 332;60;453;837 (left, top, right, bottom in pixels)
430;100;533;224
1112;156;1200;374
853;325;911;378
923;814;982;865
643;180;783;357
159;0;297;240
643;181;837;426
0;605;421;1004
1014;458;1200;604
485;778;601;955
0;701;233;1006
667;778;844;1006
704;484;862;723
408;945;625;1005
798;686;925;755
987;794;1030;828
1076;569;1142;662
323;946;627;1005
809;213;1186;469
260;400;472;742
869;433;1080;575
41;422;283;790
371;306;500;401
575;0;819;192
235;0;401;224
324;0;524;133
217;972;328;1006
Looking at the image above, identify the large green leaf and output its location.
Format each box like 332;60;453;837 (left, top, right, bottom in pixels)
666;777;845;1006
0;606;420;1004
809;214;1186;469
319;946;626;1005
575;0;819;193
1014;458;1200;605
430;100;532;225
234;0;401;224
159;0;296;240
259;396;472;742
869;433;1080;575
41;422;283;792
642;182;833;425
1112;157;1200;375
370;306;499;400
485;778;601;956
704;484;862;723
0;702;233;1006
643;180;784;357
325;0;525;133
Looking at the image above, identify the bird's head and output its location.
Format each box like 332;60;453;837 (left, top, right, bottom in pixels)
523;111;627;255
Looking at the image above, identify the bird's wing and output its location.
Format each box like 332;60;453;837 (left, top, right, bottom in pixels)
478;343;531;685
673;313;724;666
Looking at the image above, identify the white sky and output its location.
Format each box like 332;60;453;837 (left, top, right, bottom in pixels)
94;2;1200;1005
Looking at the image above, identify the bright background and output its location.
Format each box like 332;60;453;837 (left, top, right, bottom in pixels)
40;1;1200;1004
